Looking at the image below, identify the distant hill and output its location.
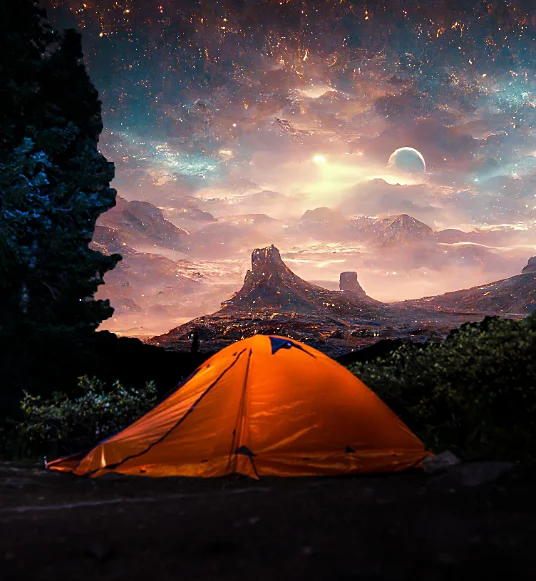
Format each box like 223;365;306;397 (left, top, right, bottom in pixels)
91;225;137;257
399;270;536;315
295;209;434;246
91;200;199;327
378;213;434;246
97;196;189;252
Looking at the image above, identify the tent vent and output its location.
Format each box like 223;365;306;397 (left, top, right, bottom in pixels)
270;337;293;354
269;336;316;358
345;446;356;454
235;445;256;457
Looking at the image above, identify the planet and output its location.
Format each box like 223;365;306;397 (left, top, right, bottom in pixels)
388;147;426;174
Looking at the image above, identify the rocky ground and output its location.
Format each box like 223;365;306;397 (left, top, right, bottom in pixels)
149;309;484;357
1;462;535;581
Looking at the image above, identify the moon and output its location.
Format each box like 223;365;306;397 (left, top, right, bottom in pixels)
388;147;426;174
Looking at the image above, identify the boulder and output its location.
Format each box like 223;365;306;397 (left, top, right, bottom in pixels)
423;450;461;474
446;461;515;487
429;461;515;488
522;256;536;274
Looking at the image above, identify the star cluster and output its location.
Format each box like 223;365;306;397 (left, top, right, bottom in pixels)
43;1;536;141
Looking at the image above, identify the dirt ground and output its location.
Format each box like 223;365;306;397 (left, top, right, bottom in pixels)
1;463;535;581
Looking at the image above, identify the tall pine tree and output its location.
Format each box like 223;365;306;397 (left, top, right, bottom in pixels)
0;2;120;335
0;1;121;414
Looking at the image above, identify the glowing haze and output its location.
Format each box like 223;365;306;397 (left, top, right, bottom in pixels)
43;1;536;336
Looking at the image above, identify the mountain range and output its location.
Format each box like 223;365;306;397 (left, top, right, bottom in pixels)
148;245;535;357
91;194;534;343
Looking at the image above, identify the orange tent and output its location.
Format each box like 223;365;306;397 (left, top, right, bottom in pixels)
47;335;430;478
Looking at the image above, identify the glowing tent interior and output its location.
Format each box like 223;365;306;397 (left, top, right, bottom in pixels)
47;335;431;478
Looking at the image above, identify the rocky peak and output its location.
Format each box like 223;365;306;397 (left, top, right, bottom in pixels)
251;244;286;273
222;245;382;314
389;213;430;231
242;245;295;290
522;257;536;274
380;214;433;246
339;272;366;298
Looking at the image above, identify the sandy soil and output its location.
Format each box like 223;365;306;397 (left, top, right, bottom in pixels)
1;463;535;581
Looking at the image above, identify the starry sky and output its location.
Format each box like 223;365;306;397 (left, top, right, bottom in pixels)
42;1;536;188
41;1;536;335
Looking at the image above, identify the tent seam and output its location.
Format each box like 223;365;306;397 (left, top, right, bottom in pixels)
226;348;253;475
95;348;249;473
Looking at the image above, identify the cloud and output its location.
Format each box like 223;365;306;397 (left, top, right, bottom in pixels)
337;179;445;225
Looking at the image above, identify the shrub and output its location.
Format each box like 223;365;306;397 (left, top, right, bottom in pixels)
17;376;158;459
348;314;536;461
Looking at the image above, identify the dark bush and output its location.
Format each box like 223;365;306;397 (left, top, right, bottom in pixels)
348;314;536;461
0;330;212;424
16;376;158;460
0;328;214;459
336;338;411;366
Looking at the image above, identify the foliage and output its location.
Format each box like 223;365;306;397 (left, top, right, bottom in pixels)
0;2;120;337
17;376;158;459
348;314;536;461
0;1;121;417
